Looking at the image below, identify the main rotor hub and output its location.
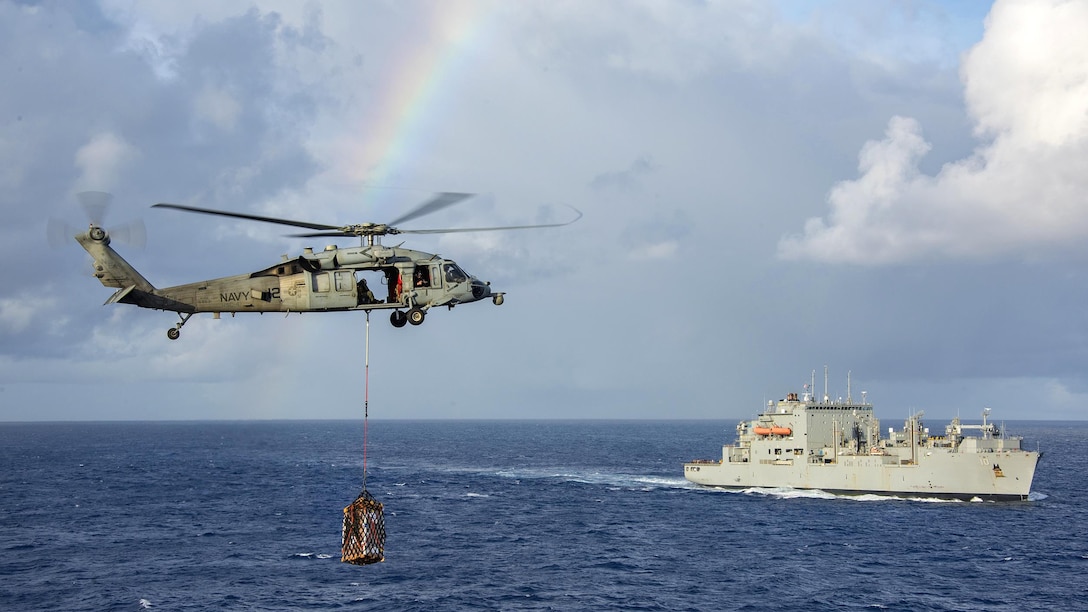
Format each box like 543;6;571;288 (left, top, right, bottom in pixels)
344;223;395;236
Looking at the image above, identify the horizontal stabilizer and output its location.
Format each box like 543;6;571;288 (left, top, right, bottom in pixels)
105;285;137;305
105;285;194;312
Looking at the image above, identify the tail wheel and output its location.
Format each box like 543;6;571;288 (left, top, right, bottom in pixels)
407;307;425;326
168;312;193;340
390;310;407;328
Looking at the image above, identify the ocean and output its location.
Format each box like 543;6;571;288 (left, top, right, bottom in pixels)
1;420;1085;611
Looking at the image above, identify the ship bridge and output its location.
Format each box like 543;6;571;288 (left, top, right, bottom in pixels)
750;391;880;454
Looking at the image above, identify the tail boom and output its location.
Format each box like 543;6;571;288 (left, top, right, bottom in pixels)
76;226;155;292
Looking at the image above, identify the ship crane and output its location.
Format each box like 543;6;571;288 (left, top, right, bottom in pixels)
949;408;1000;439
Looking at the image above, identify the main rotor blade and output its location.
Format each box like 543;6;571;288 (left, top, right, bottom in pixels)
153;203;341;232
387;192;475;227
289;231;359;238
398;207;583;234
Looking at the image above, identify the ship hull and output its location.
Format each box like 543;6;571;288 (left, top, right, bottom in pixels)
685;449;1038;501
689;484;1028;502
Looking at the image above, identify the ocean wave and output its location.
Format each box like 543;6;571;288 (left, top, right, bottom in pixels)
493;467;690;490
289;551;336;561
4;420;1071;611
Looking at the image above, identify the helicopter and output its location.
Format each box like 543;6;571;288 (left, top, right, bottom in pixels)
72;192;580;339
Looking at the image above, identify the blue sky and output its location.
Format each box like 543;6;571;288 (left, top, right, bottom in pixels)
3;0;1088;422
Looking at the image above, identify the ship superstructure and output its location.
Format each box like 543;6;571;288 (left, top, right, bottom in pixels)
684;375;1039;501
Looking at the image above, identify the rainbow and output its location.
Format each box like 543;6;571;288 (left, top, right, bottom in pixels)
344;3;493;205
251;6;497;415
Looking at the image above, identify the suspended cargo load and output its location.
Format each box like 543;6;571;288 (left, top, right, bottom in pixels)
341;489;386;565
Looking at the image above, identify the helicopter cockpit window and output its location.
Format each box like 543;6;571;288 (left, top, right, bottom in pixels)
443;263;467;283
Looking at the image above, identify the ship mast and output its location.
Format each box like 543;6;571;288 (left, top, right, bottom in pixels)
823;365;829;403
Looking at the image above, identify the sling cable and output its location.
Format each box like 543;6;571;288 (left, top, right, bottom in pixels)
341;311;386;565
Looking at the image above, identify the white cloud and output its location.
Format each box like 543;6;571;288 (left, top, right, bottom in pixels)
194;85;242;131
628;241;678;261
117;19;182;81
0;297;39;332
964;0;1088;147
635;240;674;259
517;0;792;82
778;0;1088;265
74;132;139;192
1042;377;1088;416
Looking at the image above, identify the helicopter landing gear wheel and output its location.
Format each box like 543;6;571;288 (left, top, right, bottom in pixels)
407;307;425;326
168;312;193;340
390;310;407;328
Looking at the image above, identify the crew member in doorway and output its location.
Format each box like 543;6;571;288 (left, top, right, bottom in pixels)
386;268;402;303
357;277;376;305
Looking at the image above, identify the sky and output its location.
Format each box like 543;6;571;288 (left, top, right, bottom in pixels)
3;0;1088;422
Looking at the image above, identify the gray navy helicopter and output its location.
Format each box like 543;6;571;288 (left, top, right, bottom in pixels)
69;192;580;339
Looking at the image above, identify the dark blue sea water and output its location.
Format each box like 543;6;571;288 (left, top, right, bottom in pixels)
1;420;1085;611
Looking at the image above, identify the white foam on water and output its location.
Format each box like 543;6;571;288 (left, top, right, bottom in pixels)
736;486;838;500
718;486;965;503
630;474;691;488
494;467;689;491
850;493;964;504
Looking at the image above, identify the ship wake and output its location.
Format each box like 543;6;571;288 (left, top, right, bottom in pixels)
722;486;968;503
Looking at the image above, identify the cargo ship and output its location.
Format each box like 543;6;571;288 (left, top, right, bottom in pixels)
684;374;1039;501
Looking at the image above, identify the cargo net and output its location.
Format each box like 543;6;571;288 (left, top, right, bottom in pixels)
341;489;386;565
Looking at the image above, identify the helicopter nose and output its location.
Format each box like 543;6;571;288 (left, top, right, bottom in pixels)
470;279;490;301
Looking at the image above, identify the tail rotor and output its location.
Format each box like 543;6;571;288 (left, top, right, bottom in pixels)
47;191;146;248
